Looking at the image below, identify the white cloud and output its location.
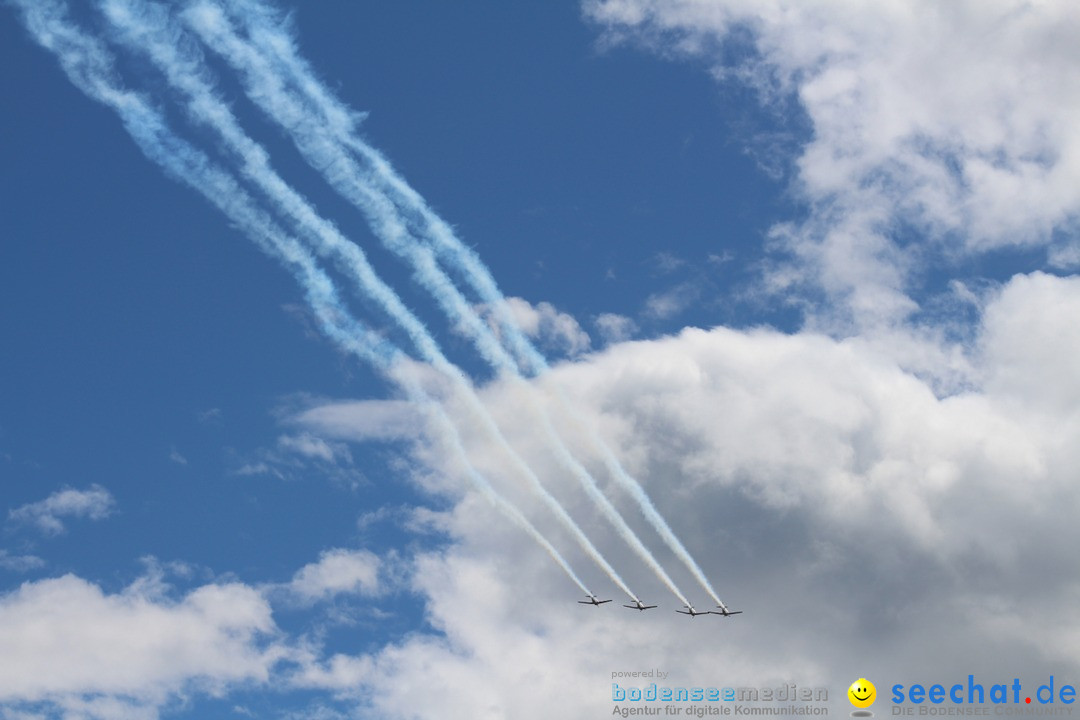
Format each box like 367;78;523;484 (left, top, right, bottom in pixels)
289;652;373;694
652;251;686;274
198;407;223;424
593;312;638;343
490;297;591;358
642;281;699;320
0;551;44;573
168;447;188;465
0;573;285;718
979;272;1080;416
0;546;395;718
585;0;1080;327
8;485;115;535
276;433;348;464
230;424;364;486
284;271;1080;717
284;548;381;605
233;460;282;479
291;400;425;443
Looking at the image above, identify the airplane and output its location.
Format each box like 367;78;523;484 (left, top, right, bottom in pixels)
623;598;658;611
578;593;612;606
714;605;743;617
676;604;713;618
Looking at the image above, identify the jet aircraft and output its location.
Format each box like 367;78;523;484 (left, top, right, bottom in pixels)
623;598;658;611
578;593;612;606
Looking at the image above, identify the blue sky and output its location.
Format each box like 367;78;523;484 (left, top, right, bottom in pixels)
4;1;1080;719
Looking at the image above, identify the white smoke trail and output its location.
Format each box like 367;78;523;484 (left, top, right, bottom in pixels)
184;0;702;605
96;0;637;602
213;0;728;608
9;0;597;599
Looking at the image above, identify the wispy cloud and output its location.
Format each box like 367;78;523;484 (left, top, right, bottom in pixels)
593;312;637;344
0;550;45;572
276;434;350;464
484;297;591;358
282;548;382;605
197;407;222;424
651;251;686;274
291;400;426;444
642;280;700;320
8;485;115;535
229;434;360;487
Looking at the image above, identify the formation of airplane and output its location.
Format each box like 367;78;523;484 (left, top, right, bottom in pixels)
576;595;743;616
623;598;658;611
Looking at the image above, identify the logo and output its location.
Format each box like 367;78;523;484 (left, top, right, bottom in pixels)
850;678;877;717
890;675;1077;711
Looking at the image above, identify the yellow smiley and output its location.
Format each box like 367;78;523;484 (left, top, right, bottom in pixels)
848;678;876;708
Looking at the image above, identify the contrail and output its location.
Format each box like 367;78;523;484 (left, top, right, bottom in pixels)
95;0;638;602
214;0;728;608
185;0;703;605
183;0;689;605
10;0;603;600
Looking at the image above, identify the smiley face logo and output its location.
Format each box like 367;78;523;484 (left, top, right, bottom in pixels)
848;678;876;709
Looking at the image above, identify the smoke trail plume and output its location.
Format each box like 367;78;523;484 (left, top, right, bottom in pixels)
185;0;705;605
10;0;598;599
212;0;728;607
96;0;636;601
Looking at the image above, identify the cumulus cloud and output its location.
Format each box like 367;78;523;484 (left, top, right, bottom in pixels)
0;573;285;718
0;545;398;718
594;312;638;344
8;485;115;535
284;548;382;605
585;0;1080;327
979;272;1080;416
289;653;373;695
281;271;1080;718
